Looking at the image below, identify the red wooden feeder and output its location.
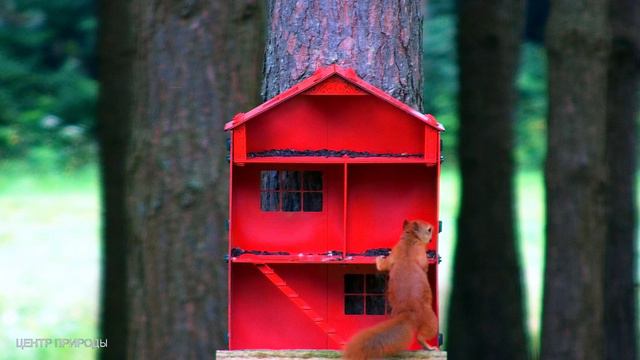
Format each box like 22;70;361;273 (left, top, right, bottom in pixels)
225;65;444;350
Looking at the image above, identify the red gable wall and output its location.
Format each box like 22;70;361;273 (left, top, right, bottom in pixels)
245;93;427;156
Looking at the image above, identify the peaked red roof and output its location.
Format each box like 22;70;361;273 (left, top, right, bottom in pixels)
224;65;445;131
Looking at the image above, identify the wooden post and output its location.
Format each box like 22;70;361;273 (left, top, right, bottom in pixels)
216;350;448;359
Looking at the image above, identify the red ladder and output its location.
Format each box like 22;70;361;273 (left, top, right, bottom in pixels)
254;263;345;347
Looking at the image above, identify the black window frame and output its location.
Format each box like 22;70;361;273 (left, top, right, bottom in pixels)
344;273;389;316
260;170;323;212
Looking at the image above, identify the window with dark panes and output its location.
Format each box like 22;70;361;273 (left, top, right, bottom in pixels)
260;170;323;212
344;274;388;315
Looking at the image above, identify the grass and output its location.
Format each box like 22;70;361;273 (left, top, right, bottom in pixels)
0;163;100;359
0;161;636;358
516;169;545;352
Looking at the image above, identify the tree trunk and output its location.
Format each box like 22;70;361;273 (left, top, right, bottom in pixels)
541;0;610;359
263;0;423;109
124;0;264;357
604;1;639;359
447;1;527;359
97;0;134;357
262;0;424;353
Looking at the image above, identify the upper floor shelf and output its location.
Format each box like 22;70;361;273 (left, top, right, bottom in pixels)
235;149;434;165
236;157;433;165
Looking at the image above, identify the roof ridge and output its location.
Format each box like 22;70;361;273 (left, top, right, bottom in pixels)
224;66;444;132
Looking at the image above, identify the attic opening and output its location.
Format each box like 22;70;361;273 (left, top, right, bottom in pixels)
260;170;323;212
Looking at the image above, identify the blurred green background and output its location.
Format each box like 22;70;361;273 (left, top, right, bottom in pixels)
1;1;98;358
0;0;635;358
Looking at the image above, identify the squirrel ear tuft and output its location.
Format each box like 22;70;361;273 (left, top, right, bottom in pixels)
403;219;409;230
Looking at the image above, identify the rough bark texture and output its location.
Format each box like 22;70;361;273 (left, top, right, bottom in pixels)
447;1;527;359
97;0;134;358
604;1;639;359
263;0;424;110
541;1;610;359
125;0;264;357
262;1;424;355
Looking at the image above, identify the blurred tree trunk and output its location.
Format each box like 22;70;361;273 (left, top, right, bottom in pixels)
262;0;423;109
97;0;133;358
604;1;639;359
524;0;549;43
447;0;527;359
541;0;610;359
123;0;264;358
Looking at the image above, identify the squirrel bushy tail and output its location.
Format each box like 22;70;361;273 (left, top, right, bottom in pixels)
342;313;414;360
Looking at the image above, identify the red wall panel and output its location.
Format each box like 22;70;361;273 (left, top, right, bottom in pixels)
230;264;329;349
231;164;343;253
346;164;438;253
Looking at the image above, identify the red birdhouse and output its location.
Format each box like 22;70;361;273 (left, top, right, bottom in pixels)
225;65;444;350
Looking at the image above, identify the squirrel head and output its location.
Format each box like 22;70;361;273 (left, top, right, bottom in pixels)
402;219;433;245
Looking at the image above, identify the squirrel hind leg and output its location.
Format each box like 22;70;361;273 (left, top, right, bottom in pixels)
416;322;438;350
417;336;438;351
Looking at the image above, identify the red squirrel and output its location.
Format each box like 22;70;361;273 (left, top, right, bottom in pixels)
343;219;438;359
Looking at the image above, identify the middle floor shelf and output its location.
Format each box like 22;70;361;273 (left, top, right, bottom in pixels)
228;249;440;265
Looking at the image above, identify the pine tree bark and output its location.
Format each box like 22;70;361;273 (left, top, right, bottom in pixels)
541;1;610;359
263;0;423;109
124;0;264;357
604;1;639;359
97;0;134;357
447;1;527;359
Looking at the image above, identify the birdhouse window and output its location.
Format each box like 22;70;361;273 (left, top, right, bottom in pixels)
344;274;388;315
260;170;323;212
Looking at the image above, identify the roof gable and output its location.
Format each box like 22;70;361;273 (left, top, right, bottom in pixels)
224;65;444;131
303;75;368;95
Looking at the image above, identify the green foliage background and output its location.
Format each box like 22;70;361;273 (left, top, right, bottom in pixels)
0;0;549;170
424;0;548;169
0;0;97;170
